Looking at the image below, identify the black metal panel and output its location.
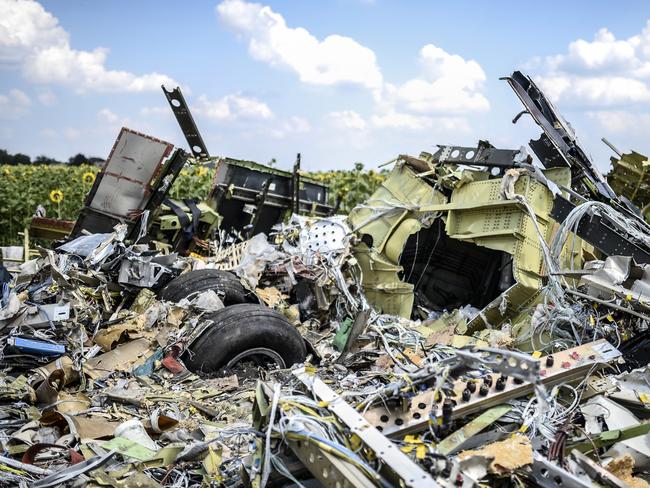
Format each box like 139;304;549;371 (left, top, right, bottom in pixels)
210;161;332;235
550;195;650;264
71;208;124;237
432;140;527;168
528;134;565;168
162;86;209;159
504;71;617;201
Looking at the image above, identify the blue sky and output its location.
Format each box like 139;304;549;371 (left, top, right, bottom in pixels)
1;0;650;172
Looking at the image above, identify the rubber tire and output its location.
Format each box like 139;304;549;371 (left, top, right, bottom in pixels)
183;303;307;374
158;269;254;305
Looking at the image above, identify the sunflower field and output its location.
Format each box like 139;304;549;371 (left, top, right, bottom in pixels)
0;162;385;246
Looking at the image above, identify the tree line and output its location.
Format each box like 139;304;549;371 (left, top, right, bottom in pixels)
0;149;104;166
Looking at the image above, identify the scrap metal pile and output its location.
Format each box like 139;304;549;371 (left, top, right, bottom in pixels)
2;71;650;487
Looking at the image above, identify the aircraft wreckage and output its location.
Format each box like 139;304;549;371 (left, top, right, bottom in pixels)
2;71;650;487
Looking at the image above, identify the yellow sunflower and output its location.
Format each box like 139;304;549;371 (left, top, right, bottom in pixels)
49;189;64;203
82;171;96;185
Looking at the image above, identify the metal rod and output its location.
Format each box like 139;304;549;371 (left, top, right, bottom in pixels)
0;454;54;476
602;137;622;158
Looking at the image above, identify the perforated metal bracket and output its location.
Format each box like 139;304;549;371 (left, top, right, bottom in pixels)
162;85;210;159
432;141;528;168
454;347;540;383
364;339;621;437
294;368;441;488
531;453;592;488
285;438;375;488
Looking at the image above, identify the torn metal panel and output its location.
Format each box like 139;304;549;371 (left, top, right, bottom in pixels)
71;128;173;237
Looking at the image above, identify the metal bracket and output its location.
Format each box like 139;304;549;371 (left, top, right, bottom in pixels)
294;368;441;488
162;86;210;159
364;340;621;437
531;453;592;488
431;141;527;169
454;347;540;383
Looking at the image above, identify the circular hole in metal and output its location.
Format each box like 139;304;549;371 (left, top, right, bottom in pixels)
418;403;427;410
451;149;460;158
171;99;181;107
465;150;475;159
395;418;404;426
380;415;389;423
413;412;421;419
193;145;203;154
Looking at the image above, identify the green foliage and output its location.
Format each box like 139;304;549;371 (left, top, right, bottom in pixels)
310;163;386;214
0;164;100;245
167;165;215;201
0;162;385;246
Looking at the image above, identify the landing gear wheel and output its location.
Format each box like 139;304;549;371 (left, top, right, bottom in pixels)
182;303;307;376
158;269;255;305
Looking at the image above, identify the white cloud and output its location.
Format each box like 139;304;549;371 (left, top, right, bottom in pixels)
392;45;489;114
370;111;432;130
192;93;274;120
284;115;311;133
535;21;650;106
216;1;488;134
63;127;81;140
0;0;179;92
216;0;382;90
327;110;367;130
268;115;311;138
588;110;650;133
37;88;56;106
369;111;469;131
0;88;31;118
97;108;119;124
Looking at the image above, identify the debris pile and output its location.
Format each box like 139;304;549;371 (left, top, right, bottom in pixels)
2;70;650;487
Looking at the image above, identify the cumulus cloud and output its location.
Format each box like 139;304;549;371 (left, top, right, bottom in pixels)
192;93;274;120
97;108;119;124
0;0;178;92
216;0;382;90
268;115;312;138
370;111;433;130
37;88;56;106
370;111;470;131
327;110;368;130
216;0;489;135
588;110;650;133
392;45;489;114
0;89;31;118
535;22;650;107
